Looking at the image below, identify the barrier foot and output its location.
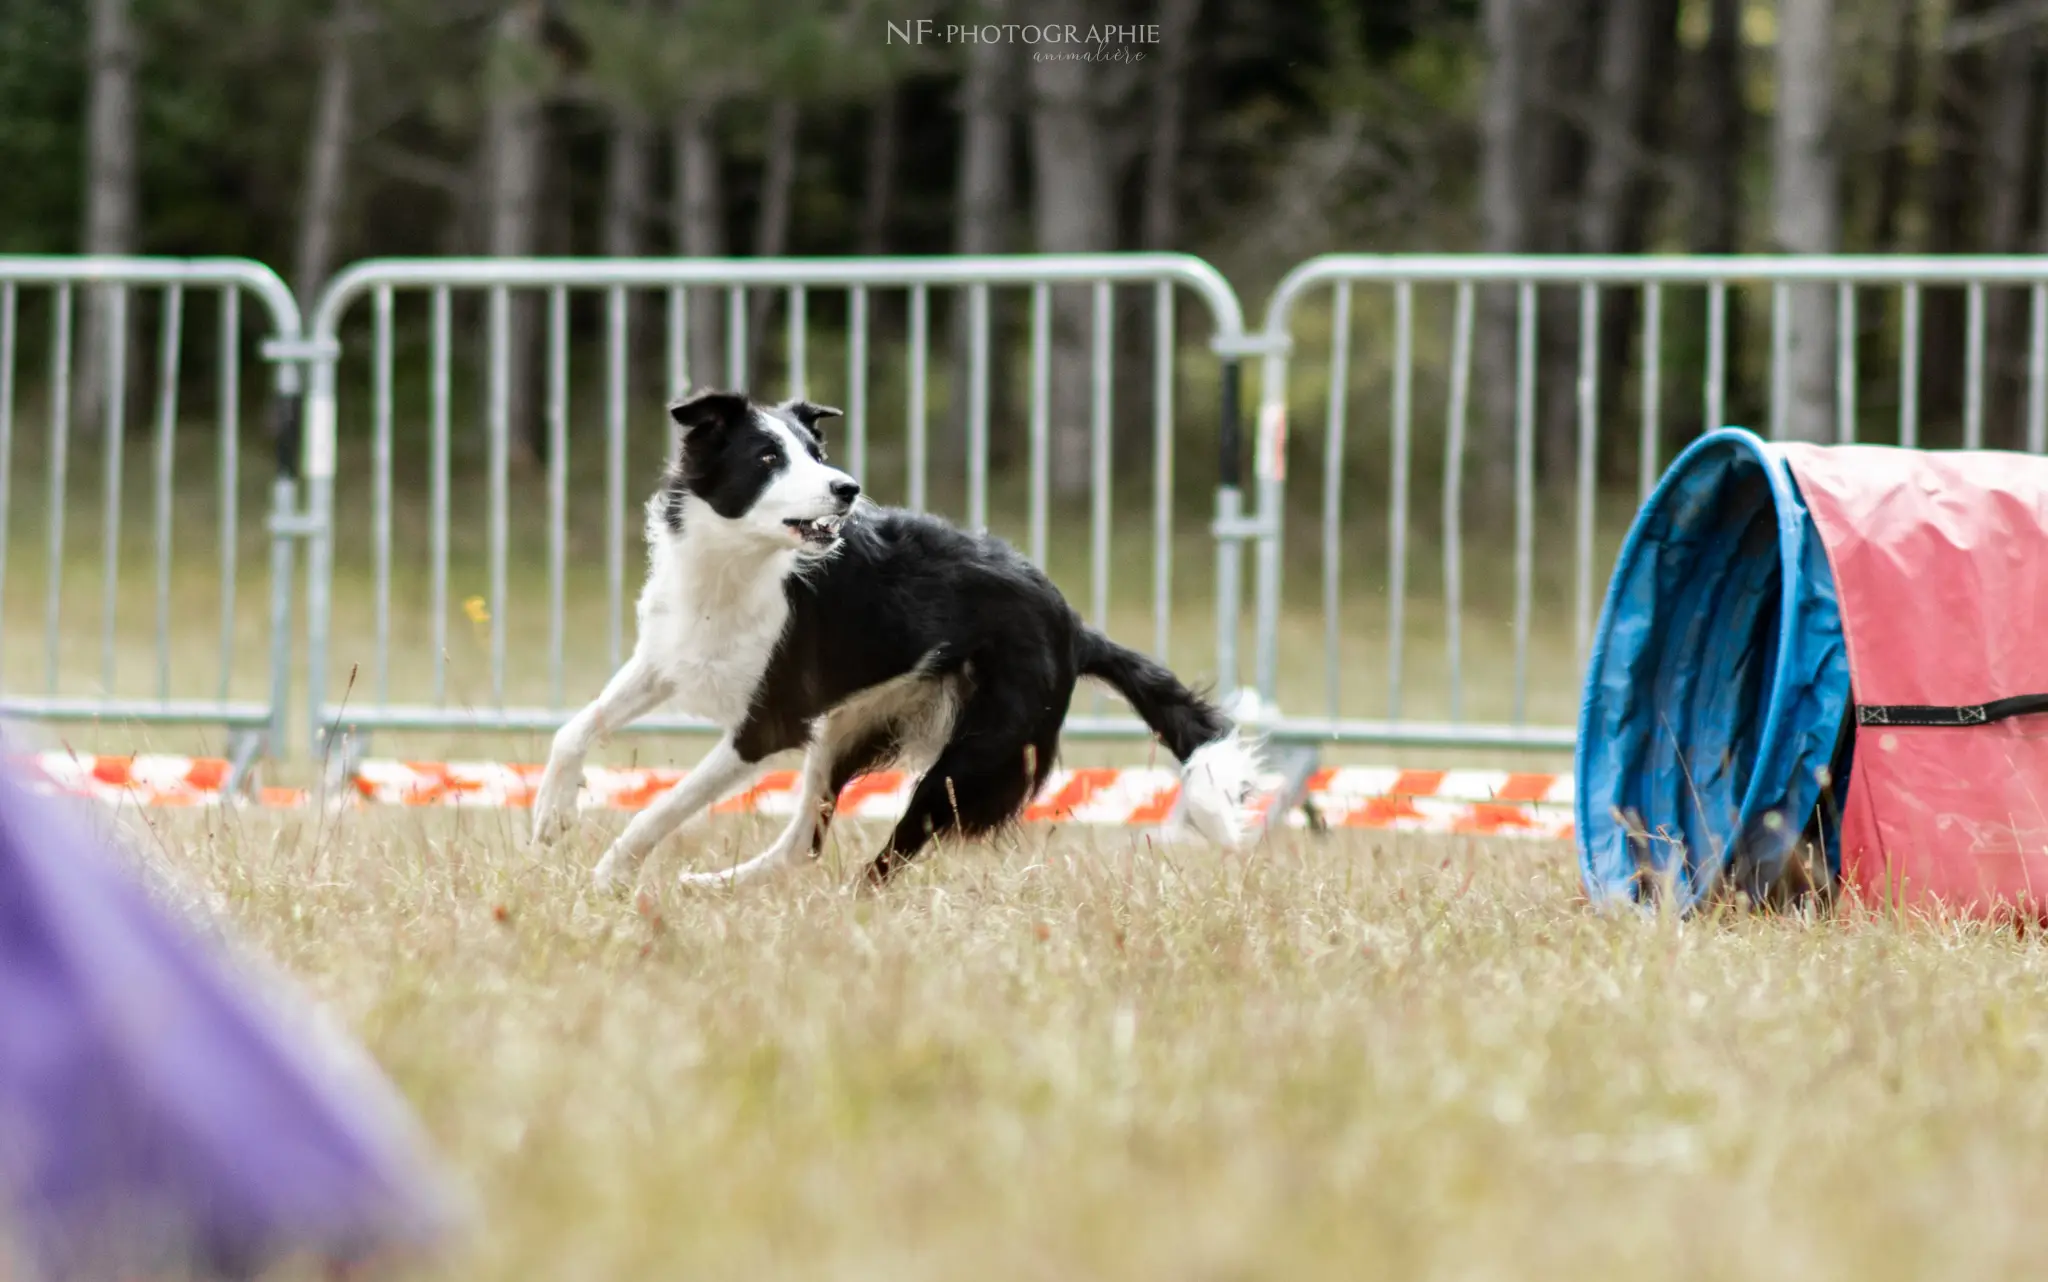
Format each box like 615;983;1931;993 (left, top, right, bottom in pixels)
223;731;266;800
1260;743;1325;836
317;728;367;812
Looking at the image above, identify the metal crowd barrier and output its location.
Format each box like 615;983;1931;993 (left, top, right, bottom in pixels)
1250;255;2048;752
299;255;1255;762
11;252;2048;780
0;257;309;787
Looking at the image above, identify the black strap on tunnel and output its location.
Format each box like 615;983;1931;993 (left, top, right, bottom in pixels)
1857;694;2048;727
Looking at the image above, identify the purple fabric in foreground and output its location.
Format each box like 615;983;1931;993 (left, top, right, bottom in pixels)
0;767;452;1279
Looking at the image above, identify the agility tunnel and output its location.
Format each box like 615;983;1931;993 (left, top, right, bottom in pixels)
1577;427;2048;916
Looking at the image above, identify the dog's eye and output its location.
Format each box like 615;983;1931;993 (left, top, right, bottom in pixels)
760;452;778;466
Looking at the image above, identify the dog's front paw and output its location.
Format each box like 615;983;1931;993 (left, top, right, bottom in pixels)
529;770;582;848
590;848;635;896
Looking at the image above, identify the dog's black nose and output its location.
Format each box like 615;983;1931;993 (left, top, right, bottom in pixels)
830;479;861;504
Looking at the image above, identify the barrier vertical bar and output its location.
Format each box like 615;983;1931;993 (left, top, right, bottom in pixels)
2029;284;2047;454
216;288;239;702
487;286;509;708
1574;282;1598;672
1901;283;1921;448
0;285;13;685
265;334;303;762
1512;280;1535;724
607;286;628;674
1444;282;1473;723
1388;282;1414;720
371;284;392;705
1836;282;1857;444
42;286;70;696
1215;355;1243;699
1706;280;1727;432
547;286;570;710
303;303;337;757
1090;281;1112;636
908;284;928;513
848;286;870;482
1965;283;1986;449
1320;283;1351;720
1768;282;1789;441
667;286;686;393
99;285;127;696
1639;283;1661;503
1029;283;1051;567
1252;331;1288;704
787;284;807;399
153;284;183;703
429;287;450;705
727;286;746;390
1151;281;1175;663
967;282;989;531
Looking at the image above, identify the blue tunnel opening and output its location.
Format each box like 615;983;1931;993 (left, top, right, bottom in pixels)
1575;428;1854;909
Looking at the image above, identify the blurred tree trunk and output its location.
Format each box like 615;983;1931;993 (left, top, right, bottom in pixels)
604;108;650;260
1141;0;1199;252
1533;0;1595;488
1688;0;1744;436
955;21;1012;259
484;0;545;461
1478;0;1587;495
948;4;1012;478
748;100;799;388
1980;38;2039;446
605;97;651;394
1477;0;1531;501
1924;0;1991;439
2036;61;2048;256
293;0;360;306
672;100;724;390
1576;0;1665;259
859;87;898;256
1772;0;1840;444
1028;0;1118;497
1577;0;1679;481
1870;0;1922;252
80;0;136;438
1113;0;1200;483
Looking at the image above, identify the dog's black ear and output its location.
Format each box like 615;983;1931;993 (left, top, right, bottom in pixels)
783;400;843;434
668;389;750;438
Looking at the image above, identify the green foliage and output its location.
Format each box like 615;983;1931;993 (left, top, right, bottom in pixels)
566;0;931;114
0;0;84;252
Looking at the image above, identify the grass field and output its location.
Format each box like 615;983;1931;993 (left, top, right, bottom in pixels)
103;803;2048;1282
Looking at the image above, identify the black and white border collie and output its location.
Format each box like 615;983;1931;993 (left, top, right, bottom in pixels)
531;389;1260;891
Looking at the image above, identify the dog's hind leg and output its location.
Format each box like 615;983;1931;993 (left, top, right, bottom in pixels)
812;724;899;855
865;691;1060;886
532;654;672;848
590;733;764;894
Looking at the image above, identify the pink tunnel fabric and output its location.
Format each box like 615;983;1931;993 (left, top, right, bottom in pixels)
1782;444;2048;915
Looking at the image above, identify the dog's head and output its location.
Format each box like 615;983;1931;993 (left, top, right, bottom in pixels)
662;390;860;555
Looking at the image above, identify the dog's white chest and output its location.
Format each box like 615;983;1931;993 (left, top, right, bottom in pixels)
635;540;792;725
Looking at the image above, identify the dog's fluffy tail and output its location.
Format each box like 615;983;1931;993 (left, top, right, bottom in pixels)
1075;628;1261;848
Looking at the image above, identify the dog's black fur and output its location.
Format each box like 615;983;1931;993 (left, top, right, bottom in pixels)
733;502;1233;879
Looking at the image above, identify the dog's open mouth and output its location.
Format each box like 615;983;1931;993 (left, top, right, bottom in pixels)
784;515;844;548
